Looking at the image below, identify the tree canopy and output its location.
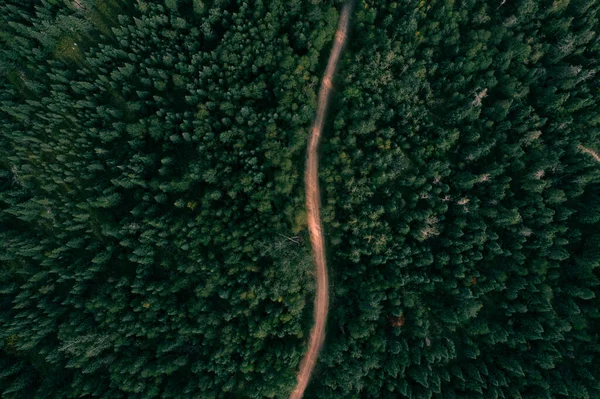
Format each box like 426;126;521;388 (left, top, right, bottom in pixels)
1;0;599;398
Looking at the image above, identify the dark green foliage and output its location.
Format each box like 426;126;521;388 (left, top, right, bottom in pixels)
311;0;600;398
0;0;341;397
1;0;599;398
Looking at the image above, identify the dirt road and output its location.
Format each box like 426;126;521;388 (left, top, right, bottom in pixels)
289;3;353;399
579;145;600;163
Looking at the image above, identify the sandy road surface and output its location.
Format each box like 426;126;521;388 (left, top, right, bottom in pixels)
289;3;353;399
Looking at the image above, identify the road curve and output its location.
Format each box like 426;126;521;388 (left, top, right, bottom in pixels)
290;3;353;399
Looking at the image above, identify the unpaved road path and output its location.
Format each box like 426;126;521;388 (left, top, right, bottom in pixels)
579;145;600;163
290;3;353;399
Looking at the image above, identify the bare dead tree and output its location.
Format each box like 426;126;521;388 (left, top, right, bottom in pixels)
471;88;488;107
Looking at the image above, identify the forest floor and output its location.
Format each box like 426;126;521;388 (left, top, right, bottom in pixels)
289;3;353;399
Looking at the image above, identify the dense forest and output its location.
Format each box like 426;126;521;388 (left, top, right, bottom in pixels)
1;0;599;398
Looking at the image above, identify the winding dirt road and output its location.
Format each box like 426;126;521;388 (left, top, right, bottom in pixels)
290;3;353;399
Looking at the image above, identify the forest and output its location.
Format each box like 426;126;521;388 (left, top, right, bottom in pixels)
1;0;599;398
